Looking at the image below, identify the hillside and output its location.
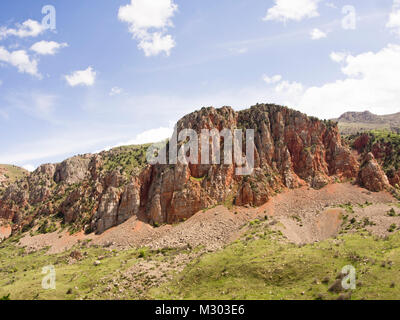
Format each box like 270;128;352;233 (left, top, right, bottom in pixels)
0;103;372;237
334;111;400;135
0;165;28;191
0;104;400;301
0;183;399;300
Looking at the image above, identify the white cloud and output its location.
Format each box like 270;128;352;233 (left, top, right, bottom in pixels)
98;127;173;152
326;2;337;9
30;41;68;55
65;67;96;87
261;74;304;106
118;0;178;56
387;0;400;36
330;51;348;63
22;164;35;172
0;19;46;40
110;87;123;96
310;28;327;40
300;44;400;118
0;46;40;77
0;134;121;165
263;0;320;23
262;74;282;84
138;32;175;57
275;80;304;96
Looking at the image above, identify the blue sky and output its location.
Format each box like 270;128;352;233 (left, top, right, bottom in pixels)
0;0;400;170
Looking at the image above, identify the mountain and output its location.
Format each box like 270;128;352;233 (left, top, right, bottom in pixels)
0;165;28;190
0;104;395;237
334;110;400;135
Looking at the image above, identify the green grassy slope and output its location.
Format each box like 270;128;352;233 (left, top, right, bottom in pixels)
0;164;28;183
151;221;400;300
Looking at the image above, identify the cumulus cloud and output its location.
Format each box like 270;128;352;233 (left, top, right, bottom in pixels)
275;80;304;96
30;41;68;55
262;74;282;84
98;127;173;152
387;0;400;36
118;0;178;56
0;46;40;77
65;67;96;87
263;0;320;23
138;32;175;56
330;51;348;63
0;19;46;40
22;164;35;172
300;44;400;118
261;74;305;107
310;28;327;40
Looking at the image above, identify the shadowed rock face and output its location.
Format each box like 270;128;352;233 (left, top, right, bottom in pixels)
0;104;390;234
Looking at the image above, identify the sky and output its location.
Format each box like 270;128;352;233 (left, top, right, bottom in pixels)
0;0;400;171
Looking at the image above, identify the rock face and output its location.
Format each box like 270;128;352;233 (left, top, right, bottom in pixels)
145;105;359;225
350;131;400;188
0;104;390;235
358;153;391;192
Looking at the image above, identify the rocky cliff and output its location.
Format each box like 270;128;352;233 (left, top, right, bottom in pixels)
0;104;393;236
349;131;400;188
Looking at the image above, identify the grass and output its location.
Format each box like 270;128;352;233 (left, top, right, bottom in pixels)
387;208;398;217
100;144;151;176
150;223;400;300
338;123;392;135
0;237;147;300
190;176;206;183
337;202;355;214
0;164;28;183
2;220;400;300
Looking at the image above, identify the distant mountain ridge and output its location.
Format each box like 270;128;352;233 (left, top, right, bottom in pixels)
334;110;400;135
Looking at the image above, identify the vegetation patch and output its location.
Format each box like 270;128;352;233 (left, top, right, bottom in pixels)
151;229;400;300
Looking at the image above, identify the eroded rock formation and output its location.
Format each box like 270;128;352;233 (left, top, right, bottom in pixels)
0;104;393;235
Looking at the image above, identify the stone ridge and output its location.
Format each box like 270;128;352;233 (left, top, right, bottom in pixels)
0;103;391;235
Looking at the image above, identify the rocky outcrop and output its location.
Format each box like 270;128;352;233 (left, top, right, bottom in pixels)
54;156;91;185
0;104;391;235
349;131;400;189
358;153;391;192
145;104;359;224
